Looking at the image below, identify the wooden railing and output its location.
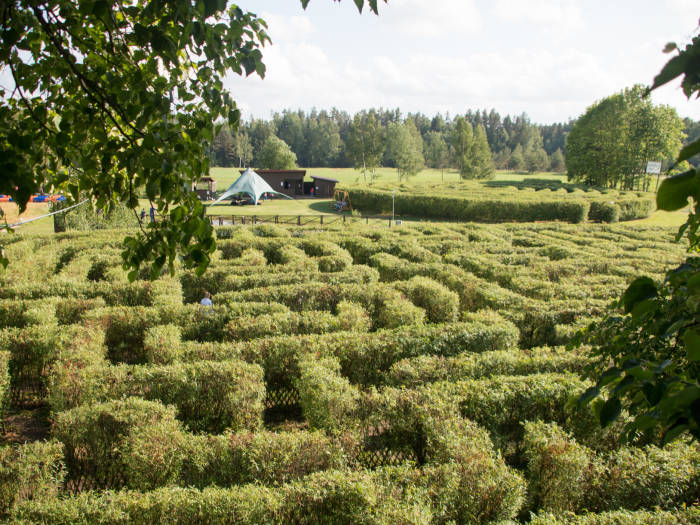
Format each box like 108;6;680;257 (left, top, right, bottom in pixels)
206;214;398;227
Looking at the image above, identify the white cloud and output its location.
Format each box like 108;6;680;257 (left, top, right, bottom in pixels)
491;0;584;35
380;0;483;37
259;12;316;43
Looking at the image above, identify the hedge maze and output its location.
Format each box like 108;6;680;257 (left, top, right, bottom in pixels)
1;222;698;524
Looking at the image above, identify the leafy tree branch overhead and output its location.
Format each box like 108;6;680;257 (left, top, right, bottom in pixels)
0;0;384;276
577;22;700;444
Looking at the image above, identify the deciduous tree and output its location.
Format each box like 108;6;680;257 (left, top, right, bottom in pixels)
578;23;700;444
257;136;297;170
0;0;384;275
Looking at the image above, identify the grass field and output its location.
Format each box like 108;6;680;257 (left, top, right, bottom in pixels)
209;167;567;191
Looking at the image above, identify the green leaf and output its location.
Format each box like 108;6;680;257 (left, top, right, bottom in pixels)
656;169;698;211
677;139;700;165
651;52;690;91
600;397;622;427
622;277;657;314
683;328;700;362
597;367;622;388
578;386;599;405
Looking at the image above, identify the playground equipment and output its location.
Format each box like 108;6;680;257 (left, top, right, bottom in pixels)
333;190;352;212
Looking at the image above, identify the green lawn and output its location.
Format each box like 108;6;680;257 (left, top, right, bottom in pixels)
208;166;568;193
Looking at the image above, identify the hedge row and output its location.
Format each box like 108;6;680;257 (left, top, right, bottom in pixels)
0;440;65;516
49;359;265;433
179;264;379;303
0;277;182;304
385;347;591;387
83;302;289;362
14;462;524;525
346;187;590;223
530;508;700;525
211;318;518;388
224;303;371;341
588;199;654;223
0;351;8;414
523;421;700;514
0;325;105;403
53;397;346;492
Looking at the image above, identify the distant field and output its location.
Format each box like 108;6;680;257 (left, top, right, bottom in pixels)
209;167;567;191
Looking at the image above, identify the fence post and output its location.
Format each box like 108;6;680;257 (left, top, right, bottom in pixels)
320;215;323;225
366;217;369;225
275;215;278;224
242;216;245;225
253;215;257;225
297;215;301;226
343;215;346;224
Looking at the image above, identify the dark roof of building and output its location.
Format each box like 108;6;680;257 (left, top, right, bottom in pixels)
240;169;306;176
199;176;216;182
310;176;339;183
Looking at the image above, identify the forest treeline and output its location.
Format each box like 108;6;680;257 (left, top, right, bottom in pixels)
209;107;700;180
208;108;571;175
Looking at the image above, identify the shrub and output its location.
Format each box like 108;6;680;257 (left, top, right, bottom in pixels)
346;188;590;223
52;398;182;490
617;198;654;221
0;351;8;415
49;360;265;433
238;248;267;266
523;420;591;513
588;201;620;223
55;297;106;324
375;296;426;329
295;356;360;432
584;441;700;512
86;256;110;281
251;224;291;238
0;325;105;404
530;508;700;525
430;373;591;455
0;441;65;516
394;276;459;323
385;347;590;387
143;324;182;364
181;430;347;488
335;301;371;332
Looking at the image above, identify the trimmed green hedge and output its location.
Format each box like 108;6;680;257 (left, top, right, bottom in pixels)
13;463;525;524
48;359;265;433
0;440;65;516
524;421;700;514
52;398;182;491
295;356;360;432
530;508;700;525
0;325;105;403
385;347;591;387
0;351;8;416
224;306;371;341
346;188;590;223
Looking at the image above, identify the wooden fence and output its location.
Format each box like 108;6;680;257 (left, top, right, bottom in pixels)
207;214;397;227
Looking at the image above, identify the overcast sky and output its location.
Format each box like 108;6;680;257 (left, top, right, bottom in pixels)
228;0;700;124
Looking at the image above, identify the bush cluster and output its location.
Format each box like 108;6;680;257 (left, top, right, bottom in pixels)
347;188;590;223
48;359;265;433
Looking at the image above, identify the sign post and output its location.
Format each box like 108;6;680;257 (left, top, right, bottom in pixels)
646;161;662;191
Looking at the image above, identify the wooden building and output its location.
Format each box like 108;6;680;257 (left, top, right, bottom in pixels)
193;177;217;200
242;170;307;197
310;176;339;198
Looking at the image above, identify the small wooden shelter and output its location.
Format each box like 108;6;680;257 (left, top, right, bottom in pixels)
194;177;217;200
310;176;339;198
